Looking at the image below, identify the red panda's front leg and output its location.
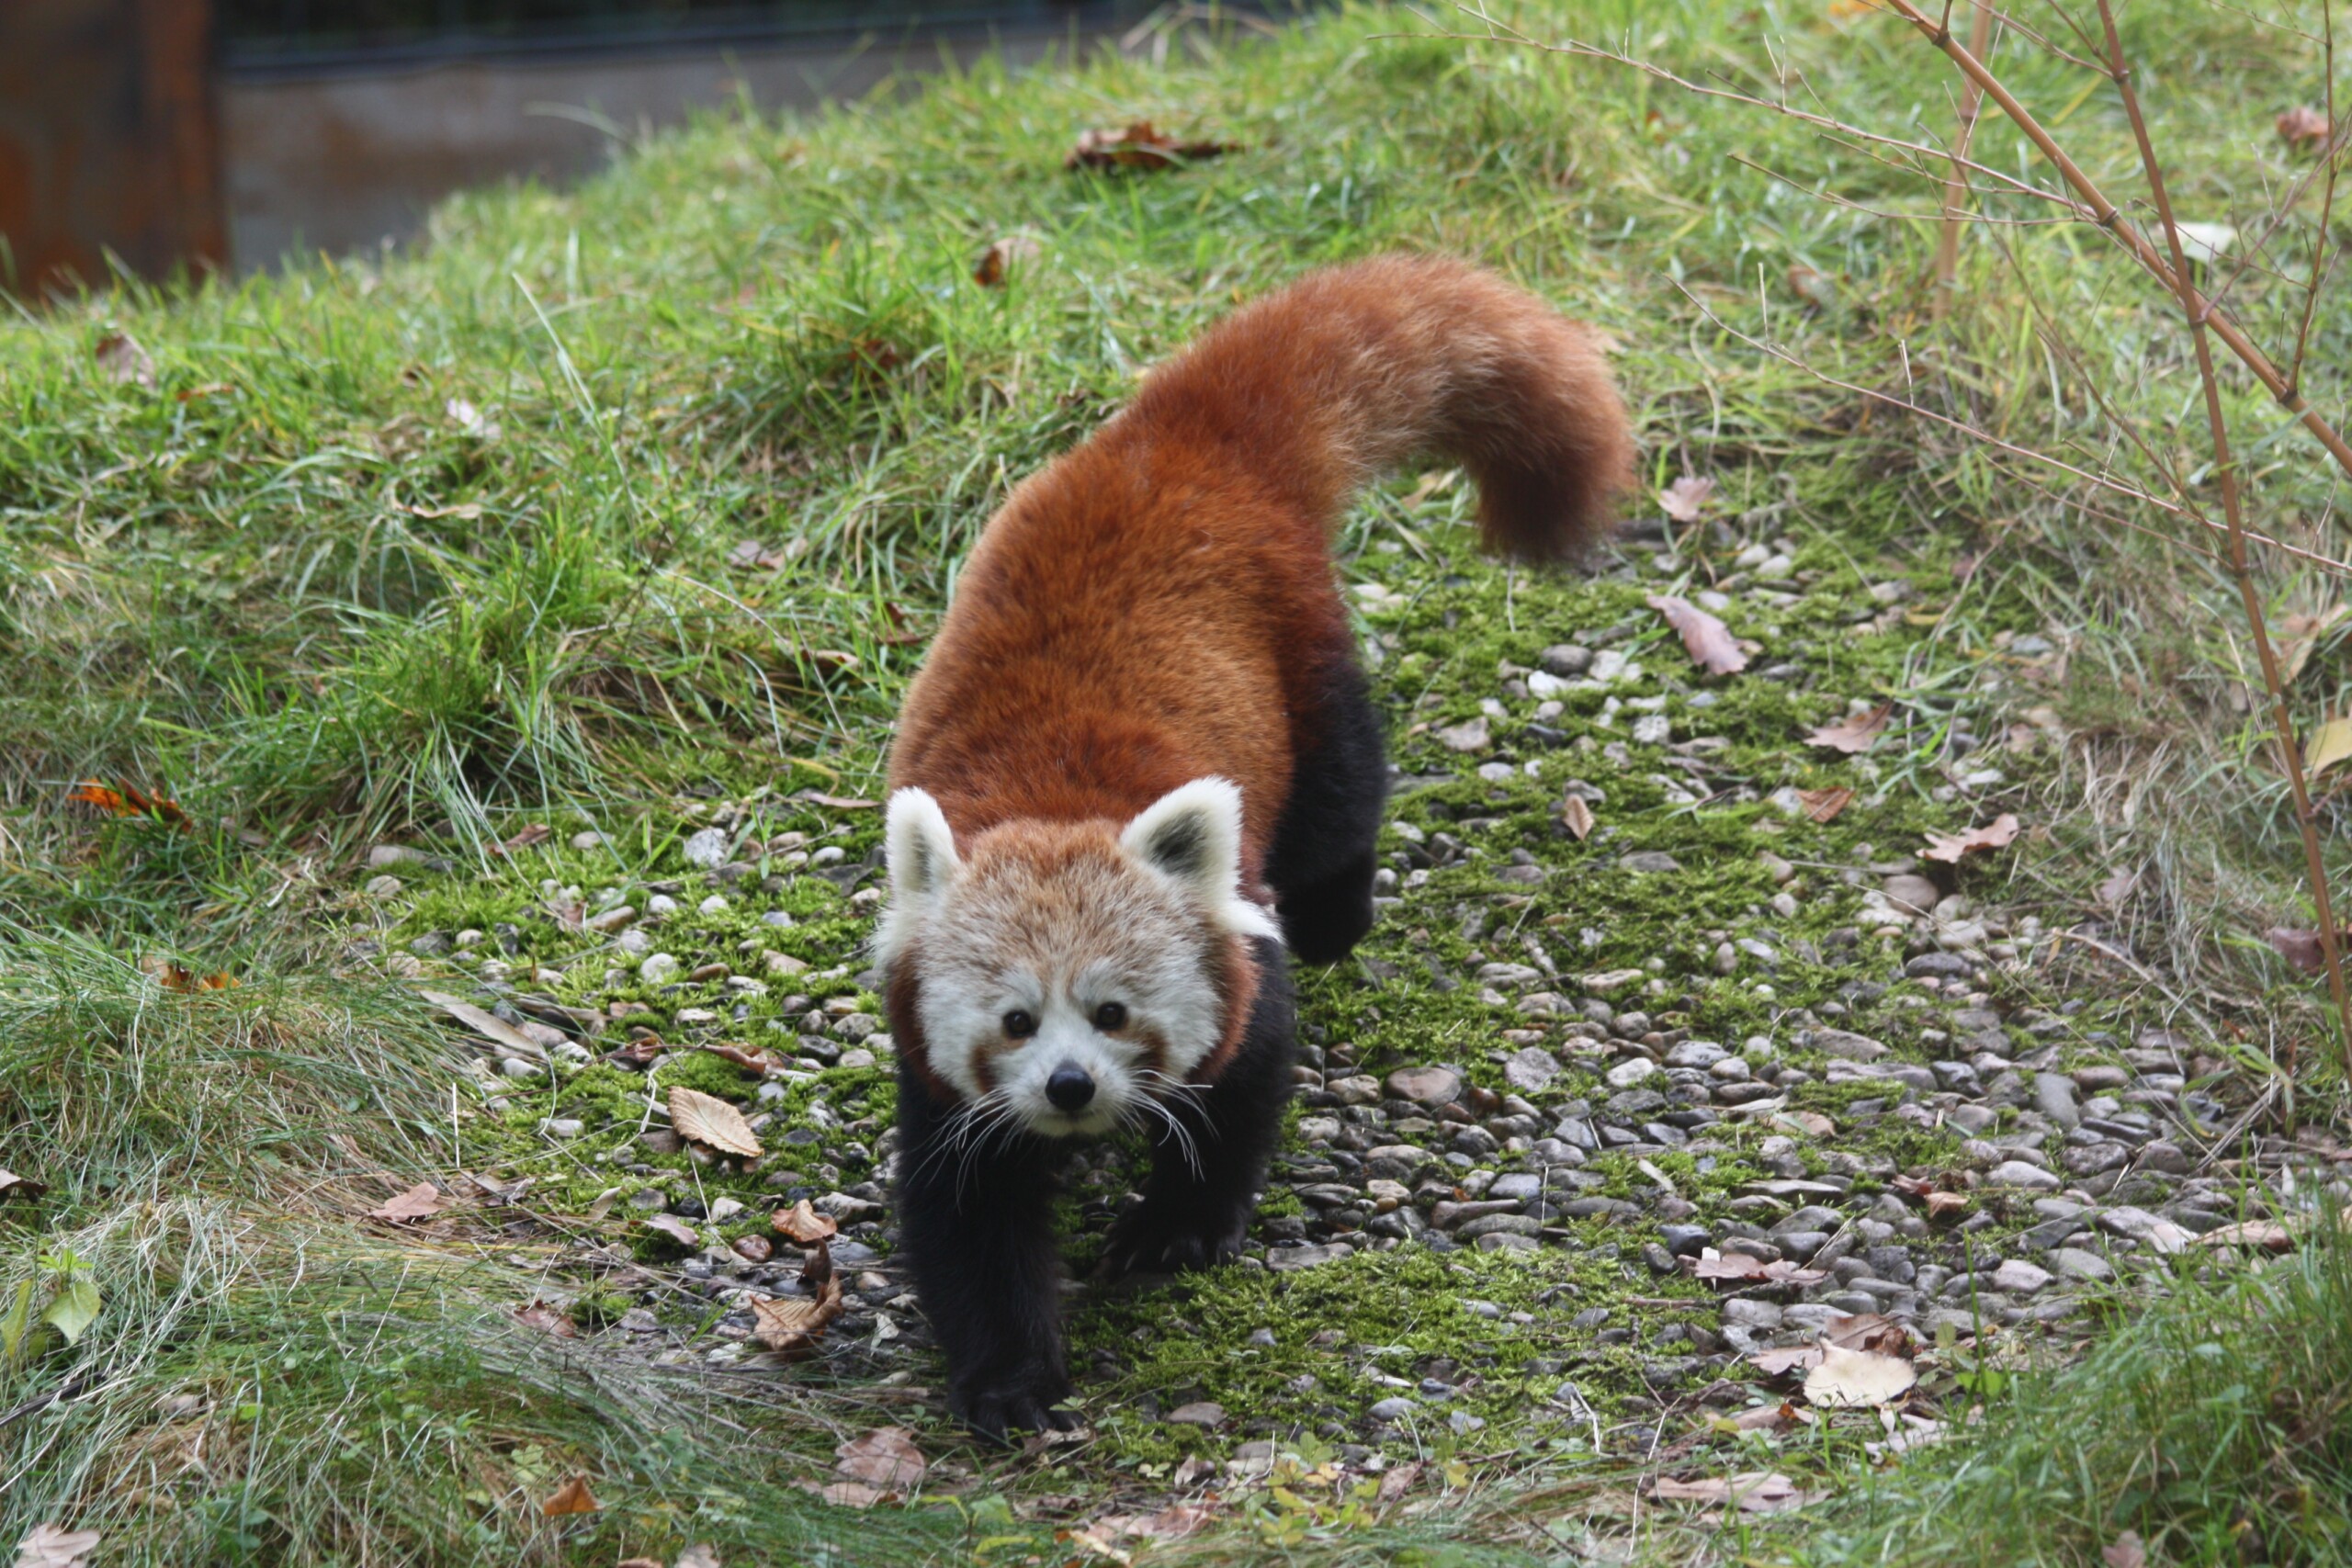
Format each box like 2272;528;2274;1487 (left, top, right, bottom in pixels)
893;1055;1079;1442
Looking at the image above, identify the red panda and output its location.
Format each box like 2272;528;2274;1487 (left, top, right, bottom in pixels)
876;254;1634;1439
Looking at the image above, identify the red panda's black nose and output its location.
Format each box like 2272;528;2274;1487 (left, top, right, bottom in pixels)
1046;1062;1096;1111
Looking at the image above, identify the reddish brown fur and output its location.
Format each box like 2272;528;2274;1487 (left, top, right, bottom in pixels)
889;254;1633;1045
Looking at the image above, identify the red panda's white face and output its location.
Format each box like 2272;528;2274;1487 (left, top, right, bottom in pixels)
876;780;1279;1139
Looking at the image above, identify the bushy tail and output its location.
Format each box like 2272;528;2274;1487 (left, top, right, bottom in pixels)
1119;254;1635;561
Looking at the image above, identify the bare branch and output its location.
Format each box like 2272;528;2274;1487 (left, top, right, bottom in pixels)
1932;1;1999;318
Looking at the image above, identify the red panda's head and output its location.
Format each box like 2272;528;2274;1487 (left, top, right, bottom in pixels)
875;779;1278;1138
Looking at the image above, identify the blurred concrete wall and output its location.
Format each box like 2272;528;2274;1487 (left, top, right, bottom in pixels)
0;0;224;294
220;28;1068;268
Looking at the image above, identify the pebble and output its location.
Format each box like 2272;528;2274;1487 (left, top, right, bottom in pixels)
1604;1058;1657;1089
1370;1397;1416;1421
682;828;731;868
639;953;682;985
363;874;403;897
1991;1259;2052;1295
1385;1066;1462;1105
2050;1247;2115;1283
1502;1047;1560;1092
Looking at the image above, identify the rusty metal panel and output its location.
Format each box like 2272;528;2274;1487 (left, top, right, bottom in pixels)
0;0;224;296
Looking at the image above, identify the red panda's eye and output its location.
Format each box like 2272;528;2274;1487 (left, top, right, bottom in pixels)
1093;1002;1127;1032
1002;1010;1037;1039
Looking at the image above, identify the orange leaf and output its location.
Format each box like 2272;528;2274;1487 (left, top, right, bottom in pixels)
540;1475;599;1517
774;1198;838;1243
973;234;1043;288
750;1275;844;1358
1647;593;1747;675
1067;120;1238;171
69;779;190;828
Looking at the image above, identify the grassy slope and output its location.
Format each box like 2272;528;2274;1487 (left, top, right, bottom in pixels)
2;1;2348;1562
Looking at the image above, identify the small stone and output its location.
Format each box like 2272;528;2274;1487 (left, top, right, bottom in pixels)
1722;1299;1783;1330
1991;1259;2052;1295
698;895;730;915
1809;1029;1889;1061
367;844;424;869
1986;1161;2060;1190
682;828;731;868
1622;851;1680;874
363;874;403;897
2050;1247;2114;1283
538;1118;583;1139
1905;953;1971;979
1882;874;1940;912
639;953;682;985
2034;1073;2082;1129
1329;1074;1383;1105
1436;716;1492;753
1370;1396;1417;1421
1476;1231;1538;1252
1385;1066;1463;1106
1448;1410;1487;1435
570;830;607;851
1168;1401;1227;1427
1265;1244;1352;1271
1503;1046;1561;1092
1604;1058;1657;1089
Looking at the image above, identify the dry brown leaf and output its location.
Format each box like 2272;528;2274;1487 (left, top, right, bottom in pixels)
819;1481;890;1508
540;1475;598;1517
13;1523;103;1568
137;955;235;992
1091;1503;1218;1541
1376;1461;1422;1503
1691;1251;1825;1286
751;1275;844;1357
1647;593;1747;675
2278;106;2331;147
1786;264;1839;311
2197;1217;2296;1251
1804;1343;1917;1407
1824;1313;1910;1353
491;823;552;856
1658;475;1716;522
668;1087;763;1158
1795;786;1853;823
0;1168;47;1201
774;1199;839;1244
801;1235;836;1292
1925;1190;1970;1222
834;1427;927;1490
1749;1345;1820;1376
1067;121;1238;171
2306;717;2352;777
368;1182;449;1224
512;1301;578;1338
1561;795;1596;840
96;332;155;389
1651;1472;1821;1513
419;989;548;1059
2103;1531;2149;1568
1922;813;2023;863
2098;866;2141;906
446;397;501;441
675;1547;725;1568
1806;704;1890;754
2267;928;2329;976
974;234;1044;287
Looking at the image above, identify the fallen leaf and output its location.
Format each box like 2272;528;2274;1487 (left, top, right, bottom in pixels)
1804;1342;1917;1407
2172;220;2237;266
1647;594;1747;675
68;779;189;828
800;1237;835;1292
2104;1530;2149;1568
0;1169;47;1201
12;1523;103;1568
1925;1190;1970;1221
1823;1313;1910;1354
404;501;482;520
2268;928;2329;976
1091;1503;1218;1540
1561;795;1595;840
1651;1472;1821;1513
668;1086;762;1156
974;234;1044;287
775;1199;839;1244
512;1301;578;1338
490;823;552;856
368;1182;449;1224
728;538;790;570
446;398;502;441
676;1547;724;1568
96;332;155;389
139;956;236;993
2307;716;2352;777
834;1427;927;1489
1692;1251;1825;1286
751;1275;844;1357
1923;814;2023;863
1786;265;1838;312
820;1481;890;1508
540;1475;599;1517
1067;120;1238;171
2278;106;2330;148
640;1213;699;1251
1750;1344;1820;1376
419;990;548;1060
1377;1461;1422;1503
1806;705;1890;754
1658;475;1716;522
2098;865;2141;906
1795;786;1853;823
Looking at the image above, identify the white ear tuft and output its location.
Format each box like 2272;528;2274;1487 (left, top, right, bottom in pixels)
886;788;960;903
1120;778;1281;942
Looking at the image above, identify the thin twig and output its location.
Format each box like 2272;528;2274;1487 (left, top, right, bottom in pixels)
1932;0;1998;317
2287;3;2343;397
2094;0;2351;1082
1882;0;2352;486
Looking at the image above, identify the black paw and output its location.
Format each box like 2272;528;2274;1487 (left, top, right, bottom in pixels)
1096;1201;1248;1280
951;1371;1078;1445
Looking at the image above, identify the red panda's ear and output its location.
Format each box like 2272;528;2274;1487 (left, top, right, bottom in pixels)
886;788;960;903
1120;778;1281;942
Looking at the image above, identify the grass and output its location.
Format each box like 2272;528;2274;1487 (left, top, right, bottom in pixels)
2;0;2348;1561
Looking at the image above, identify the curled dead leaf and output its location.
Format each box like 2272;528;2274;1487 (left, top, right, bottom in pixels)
96;331;156;389
1795;786;1853;823
1803;1342;1917;1407
539;1475;599;1517
2103;1530;2149;1568
834;1426;927;1490
1651;1472;1821;1513
13;1522;104;1568
0;1168;48;1201
774;1198;838;1244
419;990;548;1060
1691;1251;1825;1286
446;398;501;441
668;1086;763;1158
1806;705;1890;754
974;234;1044;287
512;1301;578;1338
69;779;189;828
751;1275;844;1358
368;1182;449;1223
1561;795;1595;840
2266;929;2328;976
1067;121;1238;171
1657;475;1715;522
1647;593;1747;676
1922;813;2022;864
2278;106;2331;148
